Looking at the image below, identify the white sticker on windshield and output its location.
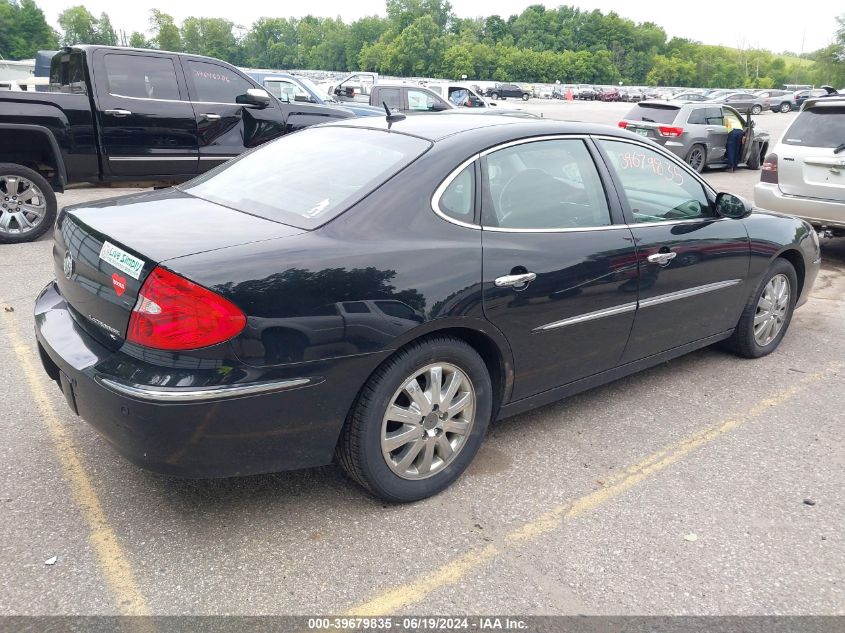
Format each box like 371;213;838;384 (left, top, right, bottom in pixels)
99;241;145;279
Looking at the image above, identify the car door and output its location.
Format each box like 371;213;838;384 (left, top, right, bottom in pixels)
91;50;198;178
702;106;728;162
182;58;286;169
595;138;750;362
480;137;639;401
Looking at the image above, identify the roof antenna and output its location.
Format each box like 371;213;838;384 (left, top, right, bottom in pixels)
383;101;405;129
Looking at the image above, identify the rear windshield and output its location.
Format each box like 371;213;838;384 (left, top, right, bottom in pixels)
624;104;679;124
181;127;431;229
782;107;845;148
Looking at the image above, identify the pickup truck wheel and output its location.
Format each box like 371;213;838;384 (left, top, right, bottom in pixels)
522;93;530;101
0;164;57;244
490;92;499;100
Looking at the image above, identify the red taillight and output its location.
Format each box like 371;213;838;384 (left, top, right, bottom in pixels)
658;126;684;137
127;266;246;351
618;121;628;128
761;153;778;184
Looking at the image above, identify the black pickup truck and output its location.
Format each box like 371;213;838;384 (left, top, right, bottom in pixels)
0;46;353;243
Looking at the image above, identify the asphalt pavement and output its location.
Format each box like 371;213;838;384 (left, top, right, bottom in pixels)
1;100;843;617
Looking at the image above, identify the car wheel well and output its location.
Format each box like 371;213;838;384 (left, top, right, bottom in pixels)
777;249;805;298
0;129;61;188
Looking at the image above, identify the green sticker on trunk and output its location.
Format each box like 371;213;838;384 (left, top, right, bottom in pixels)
99;241;145;279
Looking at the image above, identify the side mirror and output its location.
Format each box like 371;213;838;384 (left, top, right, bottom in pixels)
714;192;752;219
431;102;450;112
236;88;271;108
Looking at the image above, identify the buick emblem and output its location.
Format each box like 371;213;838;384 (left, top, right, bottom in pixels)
63;251;73;279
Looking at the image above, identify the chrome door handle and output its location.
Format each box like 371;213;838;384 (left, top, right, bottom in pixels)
201;113;222;120
494;272;537;288
647;252;677;265
104;109;131;117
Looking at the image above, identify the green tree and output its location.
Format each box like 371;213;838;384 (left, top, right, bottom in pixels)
181;17;238;62
442;43;474;78
149;9;181;52
0;0;58;59
57;5;98;45
95;12;117;46
128;31;148;48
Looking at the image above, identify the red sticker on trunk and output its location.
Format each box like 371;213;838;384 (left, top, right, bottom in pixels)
112;273;126;297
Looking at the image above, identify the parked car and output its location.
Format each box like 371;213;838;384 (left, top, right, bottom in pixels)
576;84;597;100
755;96;845;237
794;88;829;109
619;101;770;173
754;89;794;113
485;82;531;101
247;71;383;118
0;46;354;244
320;71;379;103
600;87;620;102
34;114;819;502
625;88;644;102
424;82;526;113
671;92;710;102
706;92;769;115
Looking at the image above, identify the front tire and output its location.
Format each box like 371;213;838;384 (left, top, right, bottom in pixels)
725;259;797;358
490;92;499;100
779;102;791;113
747;143;763;170
522;93;530;101
751;104;762;115
337;336;493;502
0;163;57;244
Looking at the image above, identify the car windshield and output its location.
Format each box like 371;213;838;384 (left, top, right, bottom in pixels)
782;106;845;148
295;76;325;101
180;127;431;229
624;103;679;124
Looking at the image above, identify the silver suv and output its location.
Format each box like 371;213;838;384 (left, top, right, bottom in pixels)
754;96;845;236
620;101;770;173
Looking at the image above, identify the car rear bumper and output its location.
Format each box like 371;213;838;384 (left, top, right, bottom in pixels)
754;183;845;230
34;281;380;478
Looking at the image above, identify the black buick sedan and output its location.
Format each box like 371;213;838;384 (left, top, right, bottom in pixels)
35;114;820;502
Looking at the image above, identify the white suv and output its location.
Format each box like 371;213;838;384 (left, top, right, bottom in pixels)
754;96;845;236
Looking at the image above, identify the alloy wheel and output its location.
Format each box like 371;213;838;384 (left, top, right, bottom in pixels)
687;147;705;171
754;273;790;346
380;363;475;480
0;174;48;236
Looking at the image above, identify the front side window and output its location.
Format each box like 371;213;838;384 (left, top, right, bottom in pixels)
181;127;431;229
187;61;252;103
724;110;745;131
104;54;180;100
599;139;712;224
483;139;610;230
265;79;309;103
407;89;441;112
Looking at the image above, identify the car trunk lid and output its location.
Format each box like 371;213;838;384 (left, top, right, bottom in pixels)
52;189;305;345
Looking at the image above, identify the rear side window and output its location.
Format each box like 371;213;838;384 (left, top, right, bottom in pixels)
377;88;402;111
438;163;474;222
181;127;431;229
48;51;87;94
624;104;679;124
104;54;180;100
187;60;252;103
783;107;845;148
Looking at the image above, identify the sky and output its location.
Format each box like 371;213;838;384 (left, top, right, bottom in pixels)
35;0;841;54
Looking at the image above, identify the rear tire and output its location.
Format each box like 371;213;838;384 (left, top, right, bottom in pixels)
522;93;530;101
725;259;797;359
336;336;493;503
0;163;57;244
685;144;707;173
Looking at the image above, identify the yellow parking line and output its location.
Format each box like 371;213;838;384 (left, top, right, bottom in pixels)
348;361;842;615
2;310;150;616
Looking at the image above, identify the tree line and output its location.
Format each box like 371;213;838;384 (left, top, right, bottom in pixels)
2;0;843;88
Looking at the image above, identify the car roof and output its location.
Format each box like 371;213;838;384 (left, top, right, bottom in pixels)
803;95;845;110
323;113;629;142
